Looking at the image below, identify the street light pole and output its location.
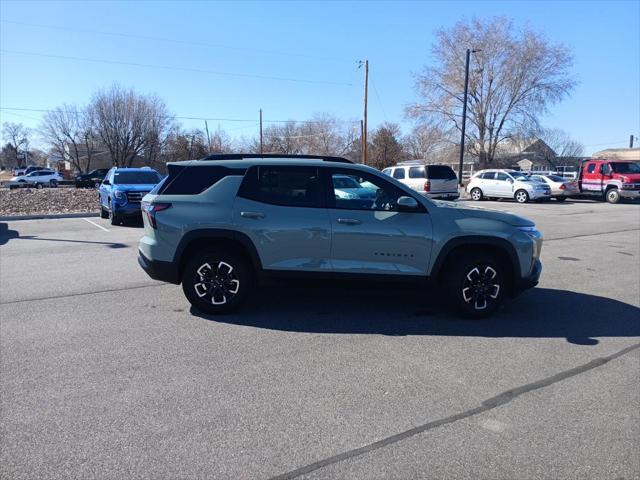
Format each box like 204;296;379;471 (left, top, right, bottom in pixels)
457;49;472;187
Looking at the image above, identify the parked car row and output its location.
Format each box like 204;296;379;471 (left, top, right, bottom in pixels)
8;169;63;189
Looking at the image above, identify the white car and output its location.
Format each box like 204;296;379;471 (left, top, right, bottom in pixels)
382;163;459;200
529;174;579;201
9;170;63;189
466;169;551;203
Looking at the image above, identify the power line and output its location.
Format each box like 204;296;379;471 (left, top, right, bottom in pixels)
0;107;360;125
370;78;388;122
0;19;352;64
0;49;354;87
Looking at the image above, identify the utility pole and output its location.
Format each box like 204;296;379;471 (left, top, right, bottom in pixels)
204;120;211;151
630;134;635;149
359;60;369;165
259;109;263;154
458;49;479;187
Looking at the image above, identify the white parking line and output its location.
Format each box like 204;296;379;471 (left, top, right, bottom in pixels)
82;218;109;232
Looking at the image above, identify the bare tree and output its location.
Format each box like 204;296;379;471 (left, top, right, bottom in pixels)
534;127;584;165
1;122;31;167
402;123;449;161
89;84;173;167
40;105;98;173
208;126;233;153
408;17;576;168
163;127;209;162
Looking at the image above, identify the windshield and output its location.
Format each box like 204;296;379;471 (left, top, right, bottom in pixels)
113;171;161;185
546;175;566;182
610;162;640;174
512;173;531;181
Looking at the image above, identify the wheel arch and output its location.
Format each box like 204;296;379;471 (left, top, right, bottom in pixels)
175;229;262;280
431;236;521;292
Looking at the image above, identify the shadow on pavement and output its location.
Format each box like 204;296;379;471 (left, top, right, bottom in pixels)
191;282;640;346
0;222;127;248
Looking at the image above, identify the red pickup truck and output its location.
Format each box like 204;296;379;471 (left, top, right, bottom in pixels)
577;159;640;203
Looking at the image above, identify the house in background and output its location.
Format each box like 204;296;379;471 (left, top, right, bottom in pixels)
591;148;640;161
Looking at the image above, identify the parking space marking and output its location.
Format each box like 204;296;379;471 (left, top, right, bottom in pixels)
83;218;109;232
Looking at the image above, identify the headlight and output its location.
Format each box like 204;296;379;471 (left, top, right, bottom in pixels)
114;190;127;202
518;225;543;258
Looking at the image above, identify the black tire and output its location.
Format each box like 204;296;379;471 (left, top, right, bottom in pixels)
555;196;567;202
470;187;483;201
100;206;109;219
514;189;529;203
182;249;252;314
109;201;121;225
443;251;506;318
36;183;43;189
49;180;58;188
606;188;621;204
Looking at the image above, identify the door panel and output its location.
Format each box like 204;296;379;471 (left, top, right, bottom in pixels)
325;168;433;275
232;165;332;272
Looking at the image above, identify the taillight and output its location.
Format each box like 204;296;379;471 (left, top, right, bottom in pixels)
560;184;566;190
142;201;171;229
424;180;431;192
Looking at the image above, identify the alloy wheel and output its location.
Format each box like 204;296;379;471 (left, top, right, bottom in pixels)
193;261;240;305
462;265;501;311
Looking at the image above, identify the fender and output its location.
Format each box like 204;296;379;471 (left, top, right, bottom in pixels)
430;235;521;280
173;228;263;272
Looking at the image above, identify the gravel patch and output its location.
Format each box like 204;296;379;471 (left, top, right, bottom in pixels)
0;188;100;216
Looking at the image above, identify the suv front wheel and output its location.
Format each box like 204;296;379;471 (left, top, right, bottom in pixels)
444;252;506;318
182;250;251;314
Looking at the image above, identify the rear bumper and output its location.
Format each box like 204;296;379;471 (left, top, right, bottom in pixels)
426;192;460;200
138;250;180;284
511;259;542;297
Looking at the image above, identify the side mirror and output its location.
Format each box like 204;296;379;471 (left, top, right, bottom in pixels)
508;178;514;184
397;196;419;211
102;179;111;186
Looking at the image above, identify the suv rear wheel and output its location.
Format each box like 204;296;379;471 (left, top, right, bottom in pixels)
444;252;506;318
182;249;251;314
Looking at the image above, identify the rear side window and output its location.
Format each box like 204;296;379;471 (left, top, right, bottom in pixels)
587;163;596;173
159;165;245;195
238;166;321;207
409;166;426;178
393;168;406;179
427;165;457;180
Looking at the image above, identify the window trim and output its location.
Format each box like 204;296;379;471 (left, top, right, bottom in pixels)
237;165;326;209
321;167;428;214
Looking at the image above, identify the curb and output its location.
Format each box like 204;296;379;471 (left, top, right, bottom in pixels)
0;212;100;221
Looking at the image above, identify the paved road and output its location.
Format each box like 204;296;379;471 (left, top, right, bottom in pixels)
1;199;639;479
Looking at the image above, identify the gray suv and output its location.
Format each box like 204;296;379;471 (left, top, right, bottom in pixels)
138;154;543;317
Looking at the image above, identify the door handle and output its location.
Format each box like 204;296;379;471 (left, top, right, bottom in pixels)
337;218;361;225
240;211;265;219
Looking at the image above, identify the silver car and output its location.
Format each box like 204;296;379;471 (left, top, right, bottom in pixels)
529;174;579;201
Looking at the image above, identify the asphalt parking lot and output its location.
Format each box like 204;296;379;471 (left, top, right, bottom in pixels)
1;199;639;479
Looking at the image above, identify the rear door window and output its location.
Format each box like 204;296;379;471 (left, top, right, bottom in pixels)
408;166;426;178
479;172;495;180
238;166;321;207
393;168;406;179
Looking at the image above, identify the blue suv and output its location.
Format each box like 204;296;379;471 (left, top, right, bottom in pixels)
99;167;162;225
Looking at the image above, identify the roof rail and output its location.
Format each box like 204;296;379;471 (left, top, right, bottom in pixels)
200;153;353;164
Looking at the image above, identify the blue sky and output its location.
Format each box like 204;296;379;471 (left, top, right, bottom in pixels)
1;0;638;155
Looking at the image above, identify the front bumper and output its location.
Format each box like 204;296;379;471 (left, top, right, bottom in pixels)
138;250;180;284
112;202;143;217
511;259;542;297
530;190;551;200
620;189;640;199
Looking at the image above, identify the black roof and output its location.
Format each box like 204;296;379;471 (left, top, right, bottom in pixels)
201;153;353;164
